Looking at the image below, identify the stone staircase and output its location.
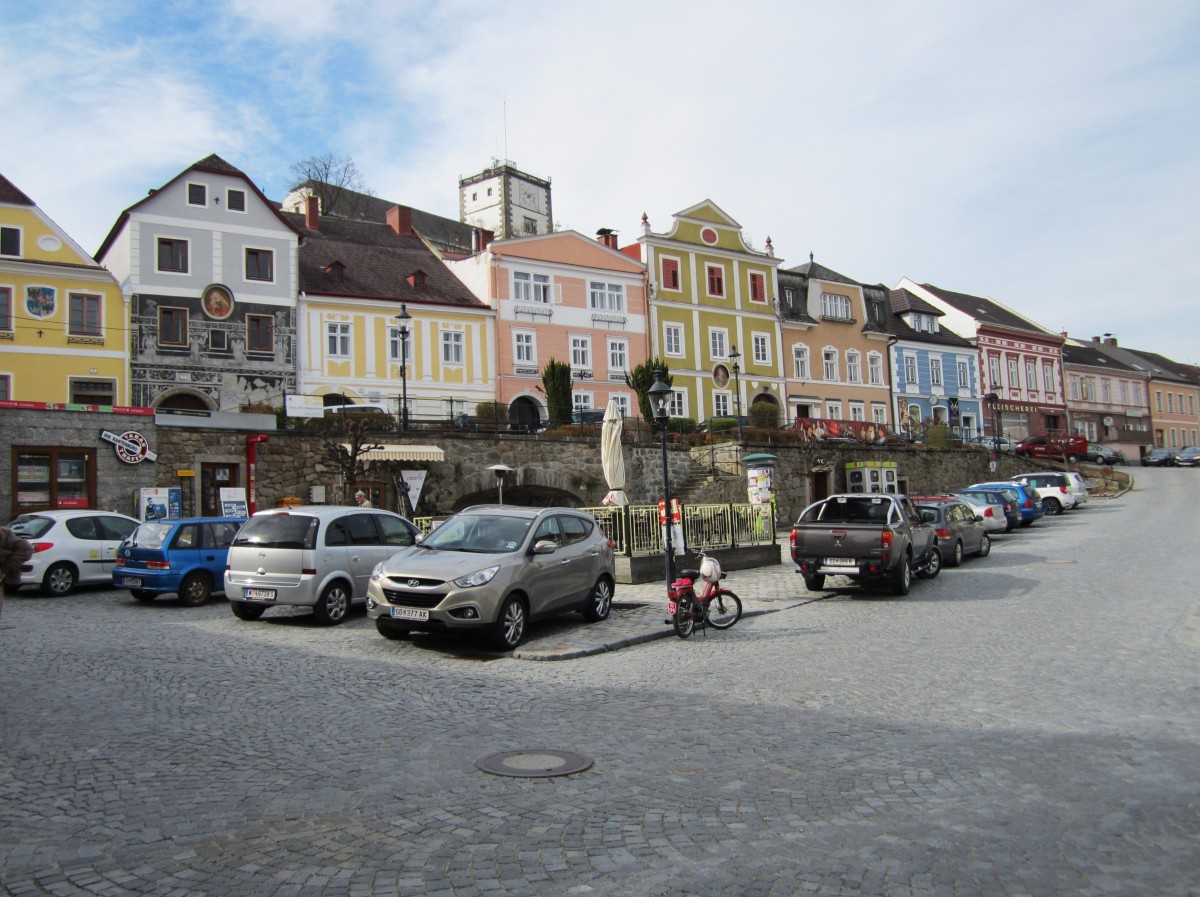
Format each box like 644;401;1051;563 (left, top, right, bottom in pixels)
673;468;746;505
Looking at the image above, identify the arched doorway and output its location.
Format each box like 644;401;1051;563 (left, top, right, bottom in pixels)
509;396;543;434
155;388;216;411
749;393;781;427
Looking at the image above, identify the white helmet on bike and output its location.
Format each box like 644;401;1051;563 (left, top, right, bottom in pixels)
699;556;722;583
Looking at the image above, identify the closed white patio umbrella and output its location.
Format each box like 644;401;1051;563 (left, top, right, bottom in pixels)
600;399;628;506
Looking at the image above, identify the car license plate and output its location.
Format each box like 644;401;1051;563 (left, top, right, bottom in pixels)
824;557;856;567
390;606;429;621
121;576;142;587
243;588;276;601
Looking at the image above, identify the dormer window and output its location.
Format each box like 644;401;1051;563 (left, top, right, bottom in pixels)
324;261;345;284
407;270;427;291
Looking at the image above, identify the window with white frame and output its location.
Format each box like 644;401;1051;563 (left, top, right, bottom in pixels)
664;323;683;356
1155;391;1163;412
608;338;628;372
958;359;969;388
1081;378;1093;401
573;392;593;413
872;404;888;424
713;393;731;417
820;292;852;320
930;356;943;386
0;226;21;257
1167;392;1174;413
850;402;865;422
157;238;189;273
589;281;624;311
442;330;464;364
0;374;9;400
1119;381;1129;404
1008;357;1020;387
389;325;412;362
1133;383;1142;405
513;271;550;303
327;322;351;357
989;356;1002;389
227;189;246;212
70;378;115;405
159;307;187;347
1102;380;1112;403
749;272;766;303
793;345;810;380
1025;360;1036;391
245;248;274;282
705;264;725;297
0;285;12;331
752;333;770;364
826;400;843;419
612;394;631;417
903;355;917;386
1071;377;1080;401
823;349;838;381
1043;364;1055;394
571;335;591;369
660;256;681;290
868;352;883;385
846;350;862;383
709;329;728;360
187;183;206;206
668;390;685;418
514;331;535;364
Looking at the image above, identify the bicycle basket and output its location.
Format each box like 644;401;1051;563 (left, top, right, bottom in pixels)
699;556;723;583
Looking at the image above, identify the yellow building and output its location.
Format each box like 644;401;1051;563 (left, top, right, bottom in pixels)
1;173;127;406
637;201;784;426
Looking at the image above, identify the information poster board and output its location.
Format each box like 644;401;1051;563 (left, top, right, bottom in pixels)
139;487;182;521
220;487;249;518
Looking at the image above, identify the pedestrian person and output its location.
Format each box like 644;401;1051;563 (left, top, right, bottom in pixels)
0;524;34;622
354;491;373;508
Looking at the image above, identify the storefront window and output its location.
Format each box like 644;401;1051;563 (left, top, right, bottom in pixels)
14;448;96;511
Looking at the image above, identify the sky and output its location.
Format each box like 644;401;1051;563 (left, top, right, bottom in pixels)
2;0;1198;364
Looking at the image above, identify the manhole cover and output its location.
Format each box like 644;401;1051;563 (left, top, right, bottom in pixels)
1043;559;1078;564
476;749;594;778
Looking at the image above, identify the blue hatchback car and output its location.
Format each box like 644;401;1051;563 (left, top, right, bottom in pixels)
113;517;245;605
967;482;1045;526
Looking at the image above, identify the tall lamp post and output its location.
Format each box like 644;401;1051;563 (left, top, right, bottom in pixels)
729;345;743;443
985;392;1000;466
647;370;676;586
395;304;411;432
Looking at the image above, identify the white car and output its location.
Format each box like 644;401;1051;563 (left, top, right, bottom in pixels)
9;510;141;595
954;491;1009;534
1008;473;1079;516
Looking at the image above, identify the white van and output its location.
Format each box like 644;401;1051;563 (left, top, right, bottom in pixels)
323;403;392;416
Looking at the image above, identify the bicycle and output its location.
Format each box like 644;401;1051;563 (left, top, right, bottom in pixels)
666;550;742;639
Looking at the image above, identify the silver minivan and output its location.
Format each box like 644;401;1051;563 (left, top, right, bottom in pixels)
224;506;420;625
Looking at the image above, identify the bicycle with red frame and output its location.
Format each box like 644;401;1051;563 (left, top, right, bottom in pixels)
666;550;742;639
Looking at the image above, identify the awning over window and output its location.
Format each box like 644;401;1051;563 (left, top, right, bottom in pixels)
340;444;445;462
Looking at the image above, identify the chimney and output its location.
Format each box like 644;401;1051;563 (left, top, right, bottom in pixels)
305;195;319;231
1092;336;1101;344
596;228;619;250
1105;336;1118;346
387;205;413;237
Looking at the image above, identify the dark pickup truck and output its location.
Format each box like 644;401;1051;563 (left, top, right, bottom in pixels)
789;493;941;595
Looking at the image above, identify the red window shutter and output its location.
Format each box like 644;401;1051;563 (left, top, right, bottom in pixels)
750;273;764;302
708;266;724;296
662;258;679;290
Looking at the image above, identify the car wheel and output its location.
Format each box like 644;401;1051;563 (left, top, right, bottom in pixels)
375;618;410;640
1043;498;1062;516
917;547;942;580
978;533;992;558
41;562;77;597
311;581;351;626
491;595;527;650
177;572;212;607
889;555;912;595
130;589;156;603
949;540;964;567
582;576;613;622
230;601;266;621
802;572;825;591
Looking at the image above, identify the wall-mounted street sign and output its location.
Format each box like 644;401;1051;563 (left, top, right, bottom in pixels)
100;430;158;464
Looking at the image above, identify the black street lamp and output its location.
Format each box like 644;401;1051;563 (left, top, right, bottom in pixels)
647;369;676;586
729;345;743;443
395;304;411;432
985;391;1000;460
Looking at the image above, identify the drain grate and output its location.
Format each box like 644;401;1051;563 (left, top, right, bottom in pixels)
476;749;594;778
1043;558;1078;564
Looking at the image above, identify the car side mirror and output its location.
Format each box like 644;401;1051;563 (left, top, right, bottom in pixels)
532;539;557;555
414;532;425;545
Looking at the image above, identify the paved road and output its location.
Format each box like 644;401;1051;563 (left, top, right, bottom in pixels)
2;470;1198;896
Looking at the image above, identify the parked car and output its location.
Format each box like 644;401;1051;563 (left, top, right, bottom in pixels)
8;510;141;596
1008;472;1079;516
952;491;1009;534
1141;447;1178;467
954;488;1021;532
909;496;992;566
968;481;1046;526
1015;434;1089;463
366;505;615;650
113;517;245;605
1174;446;1200;467
1088;444;1126;465
965;435;1019;452
224;506;421;625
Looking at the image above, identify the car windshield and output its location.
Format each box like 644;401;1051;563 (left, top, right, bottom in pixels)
127;522;173;549
422;514;533;553
233;514;319;550
9;515;54;538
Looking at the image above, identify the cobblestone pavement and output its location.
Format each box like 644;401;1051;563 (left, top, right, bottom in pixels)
2;471;1199;896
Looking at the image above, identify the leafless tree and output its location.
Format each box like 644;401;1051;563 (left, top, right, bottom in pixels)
321;416;386;503
289;153;375;220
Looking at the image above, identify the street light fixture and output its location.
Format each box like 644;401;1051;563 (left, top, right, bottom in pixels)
647;370;676;586
487;464;514;504
728;345;743;443
395;304;411;432
984;391;1000;460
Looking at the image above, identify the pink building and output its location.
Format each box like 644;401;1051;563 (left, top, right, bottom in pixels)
447;230;648;430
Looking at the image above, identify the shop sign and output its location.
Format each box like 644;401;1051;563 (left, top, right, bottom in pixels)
100;429;158;464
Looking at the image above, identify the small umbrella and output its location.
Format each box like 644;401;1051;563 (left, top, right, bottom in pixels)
600;398;628;506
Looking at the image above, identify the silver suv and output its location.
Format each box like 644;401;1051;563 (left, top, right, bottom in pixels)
366;505;615;650
224;506;420;625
